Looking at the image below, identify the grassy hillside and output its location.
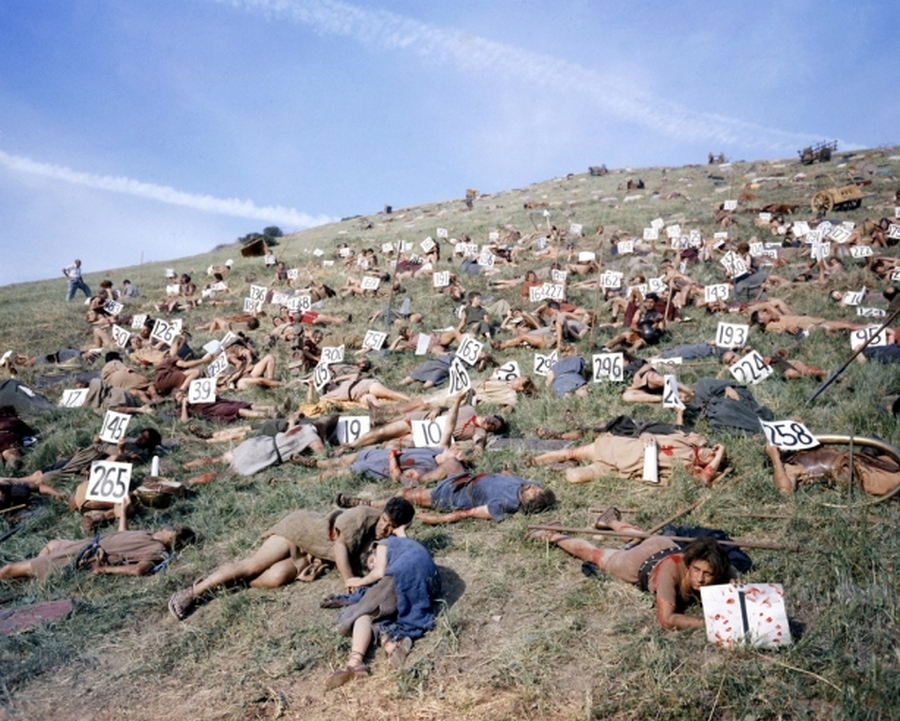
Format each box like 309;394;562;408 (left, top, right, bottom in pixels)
1;147;900;720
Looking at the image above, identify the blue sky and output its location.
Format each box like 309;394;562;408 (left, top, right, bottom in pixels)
0;0;896;287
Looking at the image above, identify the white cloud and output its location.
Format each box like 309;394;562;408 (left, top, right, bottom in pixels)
0;149;335;228
222;0;853;152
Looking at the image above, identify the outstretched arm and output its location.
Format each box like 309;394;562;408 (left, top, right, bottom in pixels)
417;505;494;525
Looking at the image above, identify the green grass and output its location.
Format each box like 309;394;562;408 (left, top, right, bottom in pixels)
1;148;900;719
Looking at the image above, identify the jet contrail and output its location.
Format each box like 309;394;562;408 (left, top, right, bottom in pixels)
0;149;334;227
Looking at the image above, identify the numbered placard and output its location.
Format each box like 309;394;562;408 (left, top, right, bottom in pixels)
842;289;865;306
716;322;749;349
447;357;472;395
850;326;888;350
59;388;88;408
111;325;131;349
829;225;852;243
187;378;216;404
320;345;345;365
701;583;792;649
550;268;568;284
720;251;748;278
99;410;131;443
206;352;229;378
760;420;818;450
411;417;447;448
643;227;659;241
433;271;450;288
336;416;371;445
534;351;558;377
421;237;436;252
704;284;730;304
287;268;300;280
577;251;596;263
493;361;521;381
313;362;333;391
363;330;387;351
151;318;179;346
618;240;634;254
131;314;147;330
857;307;886;318
662;375;685;409
415;333;431;355
478;250;496;268
287;294;312;313
104;299;123;316
599;271;623;289
592;352;624;383
361;275;381;291
648;276;667;294
243;297;263;313
456;335;484;367
569;223;583;235
729;351;772;386
850;245;873;258
85;460;133;504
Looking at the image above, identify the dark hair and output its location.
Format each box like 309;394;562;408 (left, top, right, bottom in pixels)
105;351;122;363
482;415;508;436
137;427;163;449
123;279;131;284
749;310;761;328
384;497;415;527
682;536;731;582
160;524;196;550
518;484;557;515
467;290;481;302
246;317;260;330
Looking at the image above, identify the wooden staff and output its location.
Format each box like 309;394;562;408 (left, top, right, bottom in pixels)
526;524;814;553
0;504;26;515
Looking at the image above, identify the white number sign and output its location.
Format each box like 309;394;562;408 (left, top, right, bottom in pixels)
288;295;312;313
857;307;886;318
104;299;123;316
433;271;450;288
723;200;738;211
643;227;659;241
287;268;300;280
851;326;888;350
411;418;447;448
248;285;267;302
534;351;558;377
648;276;667;294
729;350;772;386
716;322;749;348
720;252;748;278
86;460;132;503
618;240;634;254
337;416;371;445
415;333;431;355
59;389;88;408
599;271;623;289
577;251;596;263
187;378;216;404
701;583;792;649
361;275;381;291
829;226;852;243
131;314;147;330
478;250;496;268
493;361;521;381
850;245;873;258
550;268;568;283
842;289;865;306
420;237;435;252
456;335;484;367
151;318;178;346
662;375;685;409
436;228;448;239
592;352;624;383
99;410;131;443
760;420;818;450
320;345;345;365
111;325;131;349
206;352;229;378
704;284;730;303
362;330;387;351
447;357;472;395
313;362;332;391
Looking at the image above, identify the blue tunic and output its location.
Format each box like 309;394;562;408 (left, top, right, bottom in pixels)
350;448;441;480
429;473;538;521
550;355;586;397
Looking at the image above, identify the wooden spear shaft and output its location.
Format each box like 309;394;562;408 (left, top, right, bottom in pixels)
526;524;814;553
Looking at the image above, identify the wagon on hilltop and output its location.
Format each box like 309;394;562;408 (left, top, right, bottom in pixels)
810;173;863;213
798;140;837;165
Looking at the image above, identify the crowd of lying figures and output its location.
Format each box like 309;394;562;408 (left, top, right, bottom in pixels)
1;147;900;719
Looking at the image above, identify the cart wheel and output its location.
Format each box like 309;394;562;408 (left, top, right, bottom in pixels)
811;191;833;213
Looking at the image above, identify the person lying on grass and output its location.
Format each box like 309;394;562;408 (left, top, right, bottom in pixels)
765;441;900;496
526;509;737;630
323;498;442;690
168;497;415;621
0;495;193;580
